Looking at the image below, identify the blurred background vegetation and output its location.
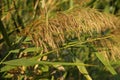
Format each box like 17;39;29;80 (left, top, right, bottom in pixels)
0;0;120;80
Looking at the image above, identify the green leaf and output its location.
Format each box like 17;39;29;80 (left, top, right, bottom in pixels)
95;52;117;75
3;58;38;66
0;65;16;72
2;58;94;67
74;58;92;80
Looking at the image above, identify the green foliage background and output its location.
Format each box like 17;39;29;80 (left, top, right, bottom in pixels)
0;0;120;80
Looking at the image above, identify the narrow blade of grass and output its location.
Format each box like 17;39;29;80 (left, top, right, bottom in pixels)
2;58;95;67
74;58;92;80
0;65;16;72
95;52;117;75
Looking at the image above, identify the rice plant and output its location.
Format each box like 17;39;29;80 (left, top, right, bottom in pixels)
0;0;120;80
